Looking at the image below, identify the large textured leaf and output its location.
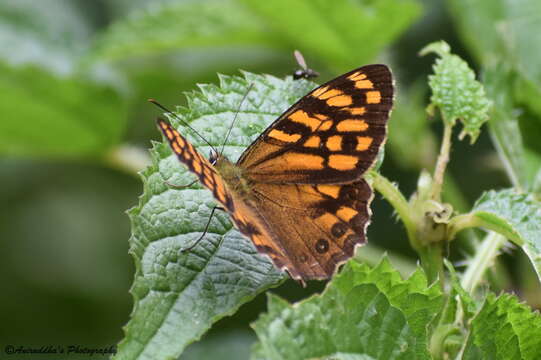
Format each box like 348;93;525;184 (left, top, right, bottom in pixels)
92;0;280;61
483;65;528;189
181;331;255;360
0;0;92;73
0;1;127;157
420;41;491;143
118;73;318;359
240;0;421;72
462;293;541;360
93;0;421;74
447;0;541;188
468;189;541;282
0;62;126;157
447;0;541;90
252;258;442;360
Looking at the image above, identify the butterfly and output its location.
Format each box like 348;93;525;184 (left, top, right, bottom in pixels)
156;64;393;285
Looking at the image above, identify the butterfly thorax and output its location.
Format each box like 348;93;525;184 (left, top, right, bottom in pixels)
215;156;252;198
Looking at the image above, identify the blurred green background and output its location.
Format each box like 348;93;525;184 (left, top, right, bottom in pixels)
2;0;541;358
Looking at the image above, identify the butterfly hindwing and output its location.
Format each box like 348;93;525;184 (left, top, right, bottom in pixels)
250;179;373;279
238;64;393;184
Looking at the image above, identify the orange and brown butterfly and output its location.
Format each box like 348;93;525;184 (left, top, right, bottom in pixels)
156;65;394;285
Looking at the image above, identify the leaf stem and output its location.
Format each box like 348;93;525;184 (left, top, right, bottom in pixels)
370;171;417;245
431;122;453;201
446;213;483;241
460;232;507;293
418;243;444;285
447;212;522;246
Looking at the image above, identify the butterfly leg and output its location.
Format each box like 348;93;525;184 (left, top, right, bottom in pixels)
181;206;225;252
165;179;198;189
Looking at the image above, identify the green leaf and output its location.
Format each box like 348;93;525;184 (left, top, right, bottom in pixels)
181;331;255;360
468;189;541;282
252;258;443;360
0;62;126;157
462;293;541;360
447;0;541;92
119;73;318;359
0;0;92;73
447;0;541;179
92;0;280;61
93;0;421;73
240;0;422;72
483;65;528;190
445;0;507;67
420;41;491;143
443;259;478;321
317;354;376;360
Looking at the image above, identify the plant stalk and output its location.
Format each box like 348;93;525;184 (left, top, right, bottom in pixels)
418;242;444;285
431;123;453;201
461;232;507;293
370;172;417;246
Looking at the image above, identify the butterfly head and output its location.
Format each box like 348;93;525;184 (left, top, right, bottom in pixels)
208;150;219;166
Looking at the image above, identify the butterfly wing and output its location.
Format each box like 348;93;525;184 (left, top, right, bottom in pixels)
157;63;394;283
238;64;393;184
157;119;234;210
157;119;297;277
249;180;373;280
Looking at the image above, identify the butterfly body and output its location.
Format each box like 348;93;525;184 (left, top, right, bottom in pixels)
157;64;393;284
213;157;250;198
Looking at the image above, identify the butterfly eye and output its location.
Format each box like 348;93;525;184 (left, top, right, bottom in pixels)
209;151;218;165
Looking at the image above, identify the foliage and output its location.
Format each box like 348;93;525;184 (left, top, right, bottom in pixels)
117;39;541;359
3;1;541;360
252;259;441;360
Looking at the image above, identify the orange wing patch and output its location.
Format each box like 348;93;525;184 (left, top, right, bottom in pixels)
304;136;321;148
344;107;366;115
326;135;342;151
268;129;302;142
326;94;352;107
290;110;324;131
336;119;368;132
328;154;358;170
366;90;381;104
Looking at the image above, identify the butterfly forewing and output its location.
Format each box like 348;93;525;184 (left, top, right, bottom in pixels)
156;119;234;211
238;64;393;184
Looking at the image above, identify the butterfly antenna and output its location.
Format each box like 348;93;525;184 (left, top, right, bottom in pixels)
219;83;254;156
148;99;218;154
294;50;308;70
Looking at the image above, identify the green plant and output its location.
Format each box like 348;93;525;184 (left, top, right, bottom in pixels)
2;1;541;359
119;39;541;359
